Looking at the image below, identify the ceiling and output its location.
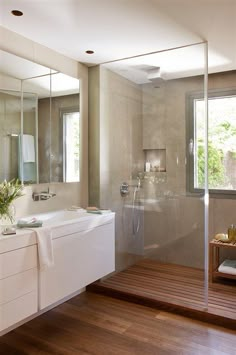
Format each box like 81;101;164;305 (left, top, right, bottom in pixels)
0;49;80;97
0;0;236;79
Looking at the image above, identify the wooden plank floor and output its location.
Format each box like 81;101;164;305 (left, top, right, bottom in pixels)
89;259;236;328
0;291;236;354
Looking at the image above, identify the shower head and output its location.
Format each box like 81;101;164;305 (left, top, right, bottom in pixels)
146;67;165;83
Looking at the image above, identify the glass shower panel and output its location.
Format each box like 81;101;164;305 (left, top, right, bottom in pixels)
99;42;208;310
142;44;207;310
98;64;145;271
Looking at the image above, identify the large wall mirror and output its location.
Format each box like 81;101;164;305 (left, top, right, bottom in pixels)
0;49;80;184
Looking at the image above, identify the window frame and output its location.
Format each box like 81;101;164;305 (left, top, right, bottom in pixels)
186;87;236;198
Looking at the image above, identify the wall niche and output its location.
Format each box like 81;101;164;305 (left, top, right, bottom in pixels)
144;148;166;173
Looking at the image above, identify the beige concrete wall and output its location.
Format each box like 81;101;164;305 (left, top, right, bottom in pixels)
90;67;236;271
142;71;236;267
88;66;100;206
0;90;36;183
142;76;205;268
0;92;21;181
0;26;88;216
89;66;144;270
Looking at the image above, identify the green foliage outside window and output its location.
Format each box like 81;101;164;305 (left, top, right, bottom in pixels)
195;95;236;190
197;141;225;188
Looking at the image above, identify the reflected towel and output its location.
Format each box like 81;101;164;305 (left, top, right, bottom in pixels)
218;259;236;275
22;134;35;163
18;134;36;182
34;227;54;270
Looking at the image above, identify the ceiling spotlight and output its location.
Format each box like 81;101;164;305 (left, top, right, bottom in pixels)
11;10;23;16
85;50;94;54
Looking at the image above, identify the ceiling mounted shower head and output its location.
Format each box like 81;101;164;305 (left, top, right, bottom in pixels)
146;67;164;83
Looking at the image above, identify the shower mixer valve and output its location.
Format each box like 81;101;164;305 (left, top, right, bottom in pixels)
120;182;129;196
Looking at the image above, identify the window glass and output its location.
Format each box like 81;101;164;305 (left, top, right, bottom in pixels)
194;94;236;191
63;111;80;182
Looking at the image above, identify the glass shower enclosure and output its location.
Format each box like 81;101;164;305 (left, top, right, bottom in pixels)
91;42;208;311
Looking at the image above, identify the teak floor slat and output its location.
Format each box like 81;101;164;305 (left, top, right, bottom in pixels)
89;259;236;327
108;272;205;301
125;266;205;286
101;281;206;311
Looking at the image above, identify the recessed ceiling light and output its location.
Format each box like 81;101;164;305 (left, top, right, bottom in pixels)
85;50;94;55
11;10;23;16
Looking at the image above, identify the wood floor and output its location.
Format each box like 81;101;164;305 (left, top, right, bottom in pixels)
89;259;236;329
0;291;235;354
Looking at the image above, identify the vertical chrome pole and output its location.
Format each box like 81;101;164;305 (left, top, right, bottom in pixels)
20;80;24;183
204;41;209;310
35;94;39;184
49;70;52;183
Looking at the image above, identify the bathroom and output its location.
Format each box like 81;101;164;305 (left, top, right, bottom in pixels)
0;4;236;352
1;27;236;321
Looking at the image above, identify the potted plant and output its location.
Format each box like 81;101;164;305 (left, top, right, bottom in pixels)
0;179;24;232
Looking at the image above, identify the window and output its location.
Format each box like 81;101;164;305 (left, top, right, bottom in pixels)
187;89;236;195
62;109;80;182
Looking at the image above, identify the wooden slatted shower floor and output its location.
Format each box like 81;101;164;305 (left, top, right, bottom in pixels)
88;259;236;328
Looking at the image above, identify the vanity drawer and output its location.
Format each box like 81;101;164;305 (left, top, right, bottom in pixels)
0;245;37;279
0;268;37;305
0;290;37;332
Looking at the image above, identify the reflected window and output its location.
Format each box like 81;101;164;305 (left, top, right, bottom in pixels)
187;89;236;194
62;110;80;182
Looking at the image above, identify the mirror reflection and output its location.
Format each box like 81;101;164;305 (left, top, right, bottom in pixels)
0;49;80;184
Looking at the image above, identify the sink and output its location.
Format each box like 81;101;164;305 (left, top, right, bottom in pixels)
18;209;115;239
31;209;88;224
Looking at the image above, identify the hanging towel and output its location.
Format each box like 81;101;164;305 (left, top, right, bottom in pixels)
22;134;35;163
33;227;54;270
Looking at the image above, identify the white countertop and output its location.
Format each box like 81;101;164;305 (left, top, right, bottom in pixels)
0;210;115;254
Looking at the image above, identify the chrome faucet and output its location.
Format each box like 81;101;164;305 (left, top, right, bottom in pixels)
32;187;56;201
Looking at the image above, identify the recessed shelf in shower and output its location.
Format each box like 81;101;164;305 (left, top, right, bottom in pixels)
143;149;166;173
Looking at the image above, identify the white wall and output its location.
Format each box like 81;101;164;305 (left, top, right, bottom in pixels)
0;26;88;217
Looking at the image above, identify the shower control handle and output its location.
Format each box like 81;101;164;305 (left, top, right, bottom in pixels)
120;182;129;197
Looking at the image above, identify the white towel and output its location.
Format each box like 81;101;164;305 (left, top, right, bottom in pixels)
22;134;35;163
33;227;54;270
218;259;236;275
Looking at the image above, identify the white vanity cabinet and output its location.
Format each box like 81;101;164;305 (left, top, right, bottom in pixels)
0;243;38;332
39;214;115;309
0;211;115;334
